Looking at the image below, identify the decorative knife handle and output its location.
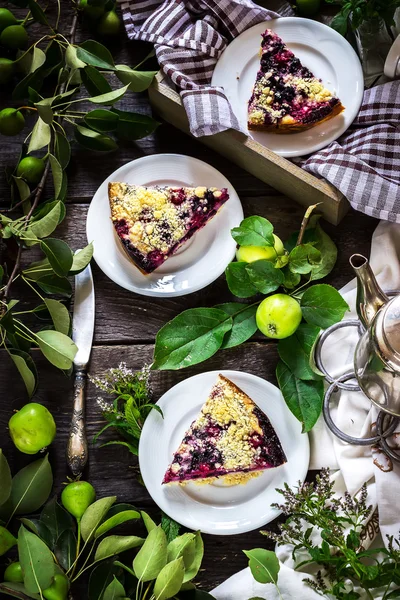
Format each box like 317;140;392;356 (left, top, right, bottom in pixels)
67;369;88;478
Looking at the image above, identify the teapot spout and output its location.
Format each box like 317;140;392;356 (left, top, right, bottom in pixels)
350;254;389;328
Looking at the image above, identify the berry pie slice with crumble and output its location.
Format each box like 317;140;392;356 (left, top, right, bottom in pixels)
248;28;344;133
162;374;286;486
109;183;229;274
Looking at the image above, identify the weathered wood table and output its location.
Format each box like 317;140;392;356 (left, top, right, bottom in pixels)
0;3;379;595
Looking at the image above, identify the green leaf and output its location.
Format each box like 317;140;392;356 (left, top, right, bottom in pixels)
141;511;157;533
167;533;196;568
65;44;86;69
12;176;31;205
36;330;77;370
278;324;322;381
245;260;284;294
99;440;138;455
182;531;203;583
28;0;49;25
88;559;121;600
225;262;258;298
81;496;117;542
34;98;53;125
153;308;232;370
112;109;159;140
49;155;63;199
94;510;140;538
330;8;350;36
54;132;71;170
0;526;17;556
76;40;116;70
37;274;72;297
161;514;180;543
75;125;117;152
94;534;144;561
5;455;53;517
243;549;280;584
28;118;51;153
9;349;37;397
308;218;338;281
103;577;126;600
84;109;118;132
29;46;46;74
18;526;55;594
231;216;274;247
217;303;257;349
288;243;321;275
276;360;324;433
88;84;129;105
0;582;40;599
54;529;76;571
133;525;168;582
40;238;73;277
0;450;12;507
44;299;70;335
300;284;349;328
29;201;62;238
81;66;112;96
40;496;75;541
116;65;157;91
153;557;185;600
31;199;65;226
19;518;54;549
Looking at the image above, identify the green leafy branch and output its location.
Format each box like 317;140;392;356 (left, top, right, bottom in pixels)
0;448;212;600
327;0;400;37
0;0;159;396
152;208;349;433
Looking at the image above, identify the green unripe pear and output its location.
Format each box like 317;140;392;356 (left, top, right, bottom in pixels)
0;9;18;33
0;108;25;136
0;526;17;557
79;0;105;19
0;58;14;84
16;157;46;185
4;562;23;583
43;574;69;600
0;24;28;50
61;481;96;520
97;10;120;36
9;403;56;454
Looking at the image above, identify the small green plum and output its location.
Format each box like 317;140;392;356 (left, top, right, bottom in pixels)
236;234;285;263
9;403;56;454
61;481;96;520
256;293;302;339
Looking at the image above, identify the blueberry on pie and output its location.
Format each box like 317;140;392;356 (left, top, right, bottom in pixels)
248;29;344;132
162;374;286;485
109;183;229;274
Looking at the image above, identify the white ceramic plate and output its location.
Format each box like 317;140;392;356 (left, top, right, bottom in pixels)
212;17;364;158
139;370;310;535
86;154;243;297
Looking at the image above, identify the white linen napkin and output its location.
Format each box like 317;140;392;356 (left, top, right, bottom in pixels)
212;220;400;600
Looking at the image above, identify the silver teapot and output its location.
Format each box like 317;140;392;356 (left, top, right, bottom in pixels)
351;254;400;416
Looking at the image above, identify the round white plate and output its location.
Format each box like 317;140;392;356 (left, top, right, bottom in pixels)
139;370;310;535
86;154;243;297
212;17;364;158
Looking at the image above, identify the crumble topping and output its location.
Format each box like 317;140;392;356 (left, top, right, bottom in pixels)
248;28;343;131
109;183;229;274
163;374;287;485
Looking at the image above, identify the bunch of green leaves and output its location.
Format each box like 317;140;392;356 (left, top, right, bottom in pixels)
91;363;161;457
249;468;400;600
152;209;349;433
0;452;210;600
0;0;159;395
327;0;400;37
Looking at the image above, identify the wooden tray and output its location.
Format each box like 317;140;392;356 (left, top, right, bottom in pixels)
149;72;348;225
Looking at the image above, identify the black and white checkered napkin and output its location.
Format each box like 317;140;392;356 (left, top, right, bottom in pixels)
119;0;400;222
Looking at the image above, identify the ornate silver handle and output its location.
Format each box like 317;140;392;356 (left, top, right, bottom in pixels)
67;369;88;477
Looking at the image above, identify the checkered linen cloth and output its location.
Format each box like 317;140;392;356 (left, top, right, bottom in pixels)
119;0;400;222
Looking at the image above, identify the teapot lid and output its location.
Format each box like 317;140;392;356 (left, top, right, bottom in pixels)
380;296;400;366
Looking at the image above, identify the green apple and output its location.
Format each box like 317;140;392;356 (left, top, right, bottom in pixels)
256;293;302;339
236;234;285;263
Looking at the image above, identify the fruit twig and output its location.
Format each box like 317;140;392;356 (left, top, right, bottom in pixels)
1;12;78;303
296;203;321;246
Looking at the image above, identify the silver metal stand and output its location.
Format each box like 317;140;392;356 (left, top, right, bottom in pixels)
314;315;400;462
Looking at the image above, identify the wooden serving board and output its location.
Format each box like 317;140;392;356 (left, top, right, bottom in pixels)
149;72;348;225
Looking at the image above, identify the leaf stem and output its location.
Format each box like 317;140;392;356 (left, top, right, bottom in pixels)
296;203;321;246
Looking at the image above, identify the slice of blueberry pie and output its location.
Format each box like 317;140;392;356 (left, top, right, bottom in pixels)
162;374;286;486
248;28;344;132
109;183;229;274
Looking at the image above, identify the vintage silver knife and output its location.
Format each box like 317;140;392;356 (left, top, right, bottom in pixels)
67;261;95;477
